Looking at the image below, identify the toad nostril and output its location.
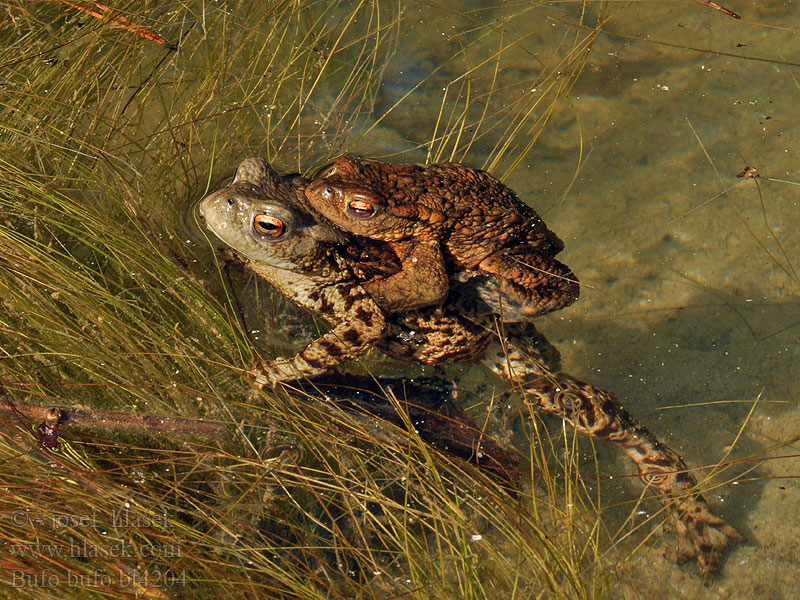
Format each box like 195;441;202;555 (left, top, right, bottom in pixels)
226;197;235;206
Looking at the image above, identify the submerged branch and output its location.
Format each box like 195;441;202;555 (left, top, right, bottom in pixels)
1;375;520;480
1;399;226;436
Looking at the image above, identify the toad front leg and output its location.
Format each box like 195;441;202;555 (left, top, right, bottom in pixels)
250;281;387;387
478;249;579;318
362;239;449;313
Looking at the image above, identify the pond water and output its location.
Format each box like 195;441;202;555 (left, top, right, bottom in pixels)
1;1;797;598
328;1;800;596
512;2;800;597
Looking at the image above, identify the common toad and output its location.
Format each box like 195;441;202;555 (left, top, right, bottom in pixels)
198;158;492;383
199;157;742;573
304;156;580;320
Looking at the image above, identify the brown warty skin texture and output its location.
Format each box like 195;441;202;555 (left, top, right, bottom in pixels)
199;157;742;574
304;156;580;319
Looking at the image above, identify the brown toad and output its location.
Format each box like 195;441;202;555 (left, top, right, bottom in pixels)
304;156;580;319
199;158;742;573
198;158;493;384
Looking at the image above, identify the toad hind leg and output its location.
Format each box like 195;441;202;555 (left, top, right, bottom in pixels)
378;309;492;365
478;250;580;318
523;374;742;572
250;281;387;387
482;338;742;573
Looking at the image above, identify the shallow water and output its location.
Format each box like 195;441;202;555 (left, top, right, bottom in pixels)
205;1;800;595
496;2;800;597
2;1;797;597
348;0;800;596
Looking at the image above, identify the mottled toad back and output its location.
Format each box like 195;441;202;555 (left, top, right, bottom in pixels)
198;158;492;384
305;156;580;319
200;158;741;573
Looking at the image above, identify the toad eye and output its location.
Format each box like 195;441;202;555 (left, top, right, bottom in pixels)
253;213;287;240
346;198;377;220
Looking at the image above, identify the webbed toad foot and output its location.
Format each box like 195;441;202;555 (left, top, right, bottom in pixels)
666;492;743;574
248;356;332;389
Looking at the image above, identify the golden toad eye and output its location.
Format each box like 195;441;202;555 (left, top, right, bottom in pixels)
253;213;286;239
346;198;376;220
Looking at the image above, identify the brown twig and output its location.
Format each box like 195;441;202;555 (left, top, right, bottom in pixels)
692;0;740;19
0;376;520;480
1;400;226;436
58;0;177;49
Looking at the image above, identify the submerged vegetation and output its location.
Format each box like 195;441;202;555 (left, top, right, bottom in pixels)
0;2;614;597
1;1;796;598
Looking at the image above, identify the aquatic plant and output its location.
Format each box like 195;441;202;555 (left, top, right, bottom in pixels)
2;1;795;598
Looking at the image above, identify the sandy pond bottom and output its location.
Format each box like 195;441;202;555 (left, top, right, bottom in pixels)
216;2;798;596
513;2;800;597
338;1;798;595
